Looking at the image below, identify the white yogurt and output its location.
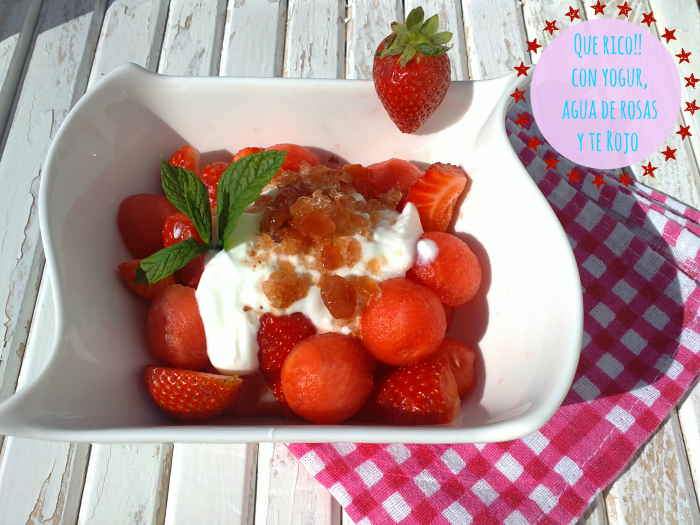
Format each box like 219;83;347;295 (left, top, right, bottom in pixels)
416;238;439;266
195;204;424;375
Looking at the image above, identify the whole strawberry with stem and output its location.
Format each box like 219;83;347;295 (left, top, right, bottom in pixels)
373;6;453;134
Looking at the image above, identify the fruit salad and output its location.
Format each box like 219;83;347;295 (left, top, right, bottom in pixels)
117;143;482;425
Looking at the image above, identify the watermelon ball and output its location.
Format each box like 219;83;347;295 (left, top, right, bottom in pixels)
265;143;320;173
117;194;178;259
412;232;482;307
281;333;375;424
147;285;209;370
366;158;422;194
360;277;446;366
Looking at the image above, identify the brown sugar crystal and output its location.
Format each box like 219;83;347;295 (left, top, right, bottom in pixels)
262;270;310;309
319;274;357;319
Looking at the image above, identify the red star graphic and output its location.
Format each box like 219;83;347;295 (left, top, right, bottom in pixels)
544;155;560;170
527;136;543;152
617;2;632;17
514;61;530;77
642;162;657;177
510;87;526;104
677;125;692;140
565;6;580;21
677;48;691;63
590;1;606;15
514;113;530;128
660;28;676;43
685;73;698;88
661;146;677;161
566;167;581;183
618;172;634;187
544;20;559;35
526;38;542;54
592;173;607;189
685;100;699;116
641;12;656;27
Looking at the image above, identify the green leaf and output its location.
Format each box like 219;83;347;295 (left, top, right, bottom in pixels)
133;238;209;285
399;45;417;66
405;7;424;31
421;14;439;37
217;150;286;248
390;22;407;37
160;159;213;247
416;43;445;57
379;43;405;57
430;31;453;45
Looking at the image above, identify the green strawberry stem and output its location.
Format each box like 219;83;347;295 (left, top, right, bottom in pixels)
376;7;453;67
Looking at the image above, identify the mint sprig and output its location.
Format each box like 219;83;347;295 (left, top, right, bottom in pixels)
161;158;213;246
216;150;286;248
133;238;210;285
134;149;287;285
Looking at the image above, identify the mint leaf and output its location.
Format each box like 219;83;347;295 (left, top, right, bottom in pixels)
160;158;213;247
133;238;209;285
217;150;286;248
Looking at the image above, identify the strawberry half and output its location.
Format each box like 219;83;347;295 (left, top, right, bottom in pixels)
403;162;467;232
373;7;452;133
144;366;243;422
168;145;201;175
257;313;316;413
357;358;460;425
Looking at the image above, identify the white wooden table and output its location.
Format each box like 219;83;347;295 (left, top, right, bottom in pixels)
0;0;699;523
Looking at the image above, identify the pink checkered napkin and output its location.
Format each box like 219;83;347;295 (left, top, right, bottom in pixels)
287;98;700;525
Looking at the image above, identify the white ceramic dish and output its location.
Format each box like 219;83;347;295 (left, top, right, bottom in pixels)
0;64;582;443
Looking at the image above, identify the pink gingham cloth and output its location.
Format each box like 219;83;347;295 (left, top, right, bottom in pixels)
287;95;700;525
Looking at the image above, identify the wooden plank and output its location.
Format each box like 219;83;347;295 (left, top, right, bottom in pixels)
604;414;699;524
521;0;587;63
283;0;345;78
579;494;609;525
0;275;91;525
164;444;257;525
460;0;529;80
405;0;469;80
0;0;105;427
255;443;341;525
345;0;401;80
77;444;173;525
157;0;228;76
0;0;42;144
219;0;287;77
88;0;169;88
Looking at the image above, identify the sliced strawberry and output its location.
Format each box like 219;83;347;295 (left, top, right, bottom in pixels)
118;194;178;259
403;163;467;232
199;162;229;210
357;358;460;425
162;212;206;288
168;145;201;175
118;259;177;300
256;313;316;414
232;146;263;163
432;338;477;399
144;366;242;422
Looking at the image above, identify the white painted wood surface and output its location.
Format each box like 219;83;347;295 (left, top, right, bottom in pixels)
1;1;700;524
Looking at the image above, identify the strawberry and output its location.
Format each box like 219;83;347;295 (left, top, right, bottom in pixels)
373;7;453;133
357;358;460;425
257;313;316;411
144;366;243;422
162;212;206;287
199;162;229;210
232;146;263;163
168;145;201;175
403;162;467;232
